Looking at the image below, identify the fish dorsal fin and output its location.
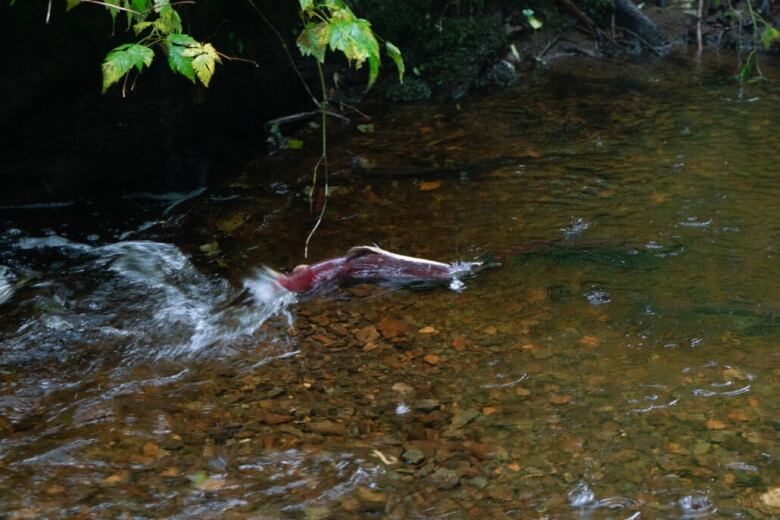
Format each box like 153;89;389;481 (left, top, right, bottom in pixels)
345;245;384;260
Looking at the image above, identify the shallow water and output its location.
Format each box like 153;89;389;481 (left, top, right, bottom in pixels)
2;53;780;518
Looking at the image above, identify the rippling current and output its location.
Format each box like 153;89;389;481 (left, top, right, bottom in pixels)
2;53;780;518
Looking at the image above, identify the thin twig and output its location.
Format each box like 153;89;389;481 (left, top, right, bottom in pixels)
243;0;320;108
557;0;596;31
218;53;260;67
304;160;327;260
697;0;704;53
78;0;142;16
537;30;564;61
614;24;665;55
265;110;350;128
46;0;52;24
304;60;330;259
205;19;230;41
337;101;372;121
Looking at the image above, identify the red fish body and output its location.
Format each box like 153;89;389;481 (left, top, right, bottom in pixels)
273;246;481;293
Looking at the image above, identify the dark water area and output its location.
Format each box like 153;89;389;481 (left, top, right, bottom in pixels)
2;52;780;518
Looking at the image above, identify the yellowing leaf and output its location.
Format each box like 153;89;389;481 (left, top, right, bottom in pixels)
297;22;331;63
326;17;380;88
182;42;221;87
101;43;154;93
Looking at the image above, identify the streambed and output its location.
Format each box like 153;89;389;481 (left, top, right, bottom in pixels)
1;53;780;518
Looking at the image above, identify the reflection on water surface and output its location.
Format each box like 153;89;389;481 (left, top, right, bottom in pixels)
2;53;780;518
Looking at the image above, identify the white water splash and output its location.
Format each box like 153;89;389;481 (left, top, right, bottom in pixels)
0;235;297;364
0;265;13;306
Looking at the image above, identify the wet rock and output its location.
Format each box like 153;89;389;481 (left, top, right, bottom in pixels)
692;442;711;455
44;484;65;495
461;441;495;460
304;506;330;520
450;408;480;429
129;454;155;465
356;486;387;512
311;334;337;347
311;314;330;326
734;471;763;488
487;484;513;501
354;325;379;343
385;77;432;103
549;395;572;405
102;471;130;486
306;420;347;436
760;488;780;509
0;415;11;434
392;382;415;395
466;476;488;489
477;60;518;88
340;497;360;513
434;498;462;515
265;387;286;399
329;323;349;337
259;413;294;425
429;467;460;490
160;435;184;451
402;449;425;465
142;442;167;459
378;317;408;339
413;399;441;412
159;467;179;477
423;354;442;366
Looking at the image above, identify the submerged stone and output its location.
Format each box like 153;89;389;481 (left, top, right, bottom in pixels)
402;449;425;465
429;467;460;490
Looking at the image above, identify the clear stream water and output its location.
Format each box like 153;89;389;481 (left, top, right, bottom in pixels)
1;53;780;518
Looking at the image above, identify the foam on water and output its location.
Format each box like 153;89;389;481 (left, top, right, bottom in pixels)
0;233;297;365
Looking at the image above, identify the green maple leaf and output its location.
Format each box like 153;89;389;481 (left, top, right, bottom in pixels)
385;41;404;82
165;33;198;83
327;16;380;88
101;43;154;92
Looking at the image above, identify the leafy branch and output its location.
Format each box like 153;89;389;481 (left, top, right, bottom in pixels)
64;0;223;92
295;0;404;257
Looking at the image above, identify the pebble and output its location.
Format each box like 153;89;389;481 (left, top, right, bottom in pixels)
760;488;780;508
466;476;488;489
356;486;387;511
450;409;480;429
429;467;460;490
305;420;347;436
402;449;425;465
413;399;441;412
